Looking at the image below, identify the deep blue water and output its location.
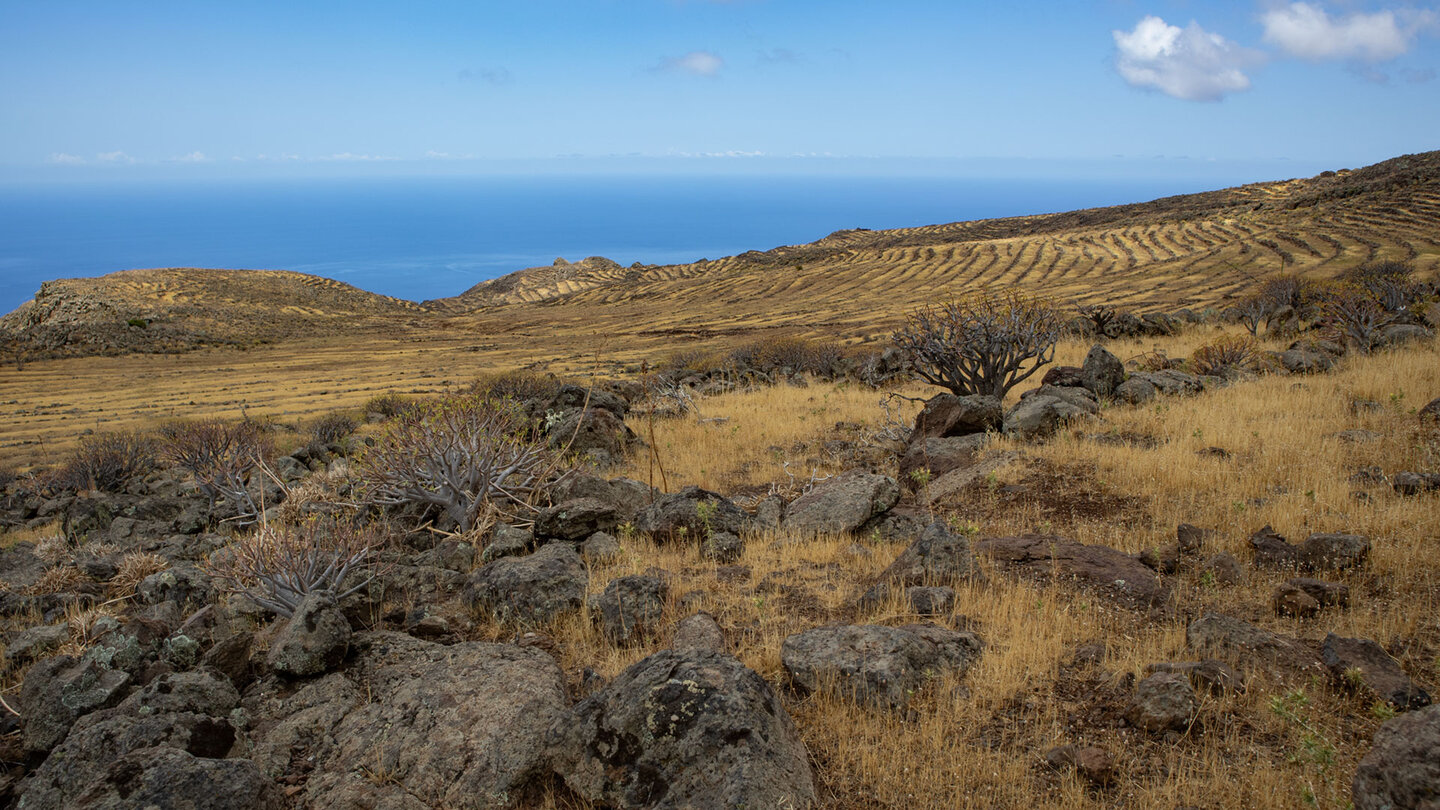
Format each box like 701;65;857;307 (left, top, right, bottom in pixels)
0;174;1239;314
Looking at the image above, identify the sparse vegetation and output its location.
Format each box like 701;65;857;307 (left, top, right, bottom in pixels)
46;430;156;493
309;411;358;446
159;417;273;523
1190;334;1266;377
893;288;1063;398
203;519;379;618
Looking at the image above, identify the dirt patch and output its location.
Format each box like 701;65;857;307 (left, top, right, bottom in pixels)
940;457;1150;535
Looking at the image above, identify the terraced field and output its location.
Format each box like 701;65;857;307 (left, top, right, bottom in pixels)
2;150;1438;468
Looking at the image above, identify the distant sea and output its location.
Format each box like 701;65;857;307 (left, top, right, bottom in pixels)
0;173;1259;315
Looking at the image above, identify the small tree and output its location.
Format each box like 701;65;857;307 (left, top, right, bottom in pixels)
358;395;564;533
892;289;1062;399
1234;293;1273;336
1314;281;1393;354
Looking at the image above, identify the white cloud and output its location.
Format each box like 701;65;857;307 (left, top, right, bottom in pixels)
1261;3;1436;62
95;150;136;164
172;151;211;163
47;152;85;165
317;152;398;161
1113;16;1260;101
654;50;724;76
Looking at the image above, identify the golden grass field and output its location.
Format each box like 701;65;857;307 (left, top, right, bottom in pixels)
1;153;1438;808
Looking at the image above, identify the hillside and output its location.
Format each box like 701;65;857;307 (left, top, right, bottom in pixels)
3;151;1439;362
0;267;427;358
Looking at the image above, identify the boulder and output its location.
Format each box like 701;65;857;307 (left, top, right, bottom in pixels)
302;632;570;809
1393;471;1440;496
267;590;351;678
465;542;588;625
898;435;990;489
1125;672;1198;732
548;384;629;419
1003;393;1095;440
593;575;669;645
1297;532;1370;571
549;473;654;521
1352;704;1440;810
1044;745;1115;786
976;534;1168;608
670;612;726;654
3;622;68;665
535;497;620;541
1201;552;1245;585
860;521;984;606
1287;577;1350;608
19;655;131;754
548;407;639;468
782;471;899;536
912;394;1003;439
1419;396;1440;422
1278;349;1333;374
27;747;284;810
1081;345;1126;397
700;531;743;563
1113;376;1158;405
1136;369;1204;397
1380;323;1433;346
1272;584;1320;617
781;623;982;709
548;648;816;809
481;523;533;562
907;586;956;616
1185;613;1324;679
1146;660;1244;696
1323;634;1432;710
1249;525;1299;568
1040;366;1085;388
581;530;622;563
635;486;748;543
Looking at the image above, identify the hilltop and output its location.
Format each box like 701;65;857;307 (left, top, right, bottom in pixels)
3;150;1439;361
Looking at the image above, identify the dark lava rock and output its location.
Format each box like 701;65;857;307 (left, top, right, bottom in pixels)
1125;672;1199;733
1185;613;1324;679
593;575;669;645
1352;704;1440;810
860;521;984;607
781;623;982;710
1323;633;1432;711
266;590;351;678
976;534;1168;608
465;541;588;625
912;394;1003;439
783;471;899;536
635;486;748;544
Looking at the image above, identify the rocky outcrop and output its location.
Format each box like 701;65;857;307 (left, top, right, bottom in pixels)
782;471;899;536
976;534;1168;608
781;623;983;709
465;542;588;624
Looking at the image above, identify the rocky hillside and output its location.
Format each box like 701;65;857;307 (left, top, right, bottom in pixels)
0;268;425;358
425;255;645;310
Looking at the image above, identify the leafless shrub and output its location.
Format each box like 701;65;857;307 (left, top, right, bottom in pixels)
309;411;358;446
1190;335;1266;377
109;552;169;599
1233;293;1273;336
1257;273;1313;311
642;378;700;418
47;431;156;494
1315;281;1394;354
728;335;845;376
357;395;565;533
892;288;1063;398
1077;304;1116;337
159;418;273;525
362;392;416;420
203;519;379;618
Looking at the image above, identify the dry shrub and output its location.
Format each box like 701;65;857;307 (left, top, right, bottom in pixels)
469;369;563;403
1256;273;1315;311
892;288;1063;398
361;392;416;420
1313;281;1393;353
47;430;156;493
728;335;846;376
658;347;726;376
203;519;380;618
1189;334;1266;377
272;460;355;526
309;411;358;445
24;565;86;596
159;418;272;524
1338;260;1421;313
33;533;72;565
0;466;15;490
109;552;169;599
358;395;566;533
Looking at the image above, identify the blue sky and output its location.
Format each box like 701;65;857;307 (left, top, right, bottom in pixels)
2;0;1437;181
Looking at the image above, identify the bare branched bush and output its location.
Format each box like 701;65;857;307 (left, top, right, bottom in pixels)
1257;273;1313;311
469;369;563;403
159;418;273;525
1234;293;1273;336
1077;304;1116;337
362;392;416;420
892;289;1063;398
109;552;169;599
1190;335;1266;377
642;378;701;418
1314;281;1394;354
47;431;156;494
357;395;565;533
309;412;358;446
203;519;378;618
728;335;845;376
1339;261;1421;314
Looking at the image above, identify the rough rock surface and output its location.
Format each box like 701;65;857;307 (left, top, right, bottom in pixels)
782;471;899;536
781;623;982;709
296;632;570;809
976;534;1168;608
548;648;816;810
593;575;669;644
912;394;1003;439
1297;533;1370;571
534;497;620;541
31;747;285;810
635;487;748;543
1185;613;1324;678
1081;345;1126;397
1126;672;1199;732
1323;633;1432;710
266;590;351;677
1003;393;1095;440
860;521;985;606
898;435;990;489
1352;703;1440;810
466;541;587;624
19;655;131;754
671;612;726;654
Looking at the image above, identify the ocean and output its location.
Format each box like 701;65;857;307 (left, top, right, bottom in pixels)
0;173;1263;315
